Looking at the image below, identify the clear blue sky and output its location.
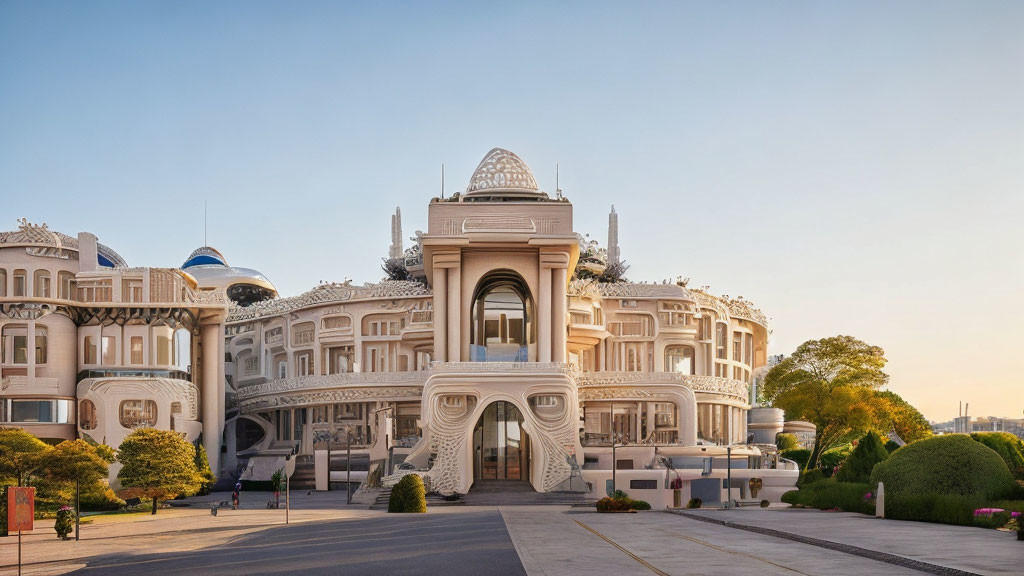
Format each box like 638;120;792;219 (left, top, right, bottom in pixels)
2;1;1022;421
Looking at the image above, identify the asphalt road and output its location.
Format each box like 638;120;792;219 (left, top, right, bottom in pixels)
67;510;526;576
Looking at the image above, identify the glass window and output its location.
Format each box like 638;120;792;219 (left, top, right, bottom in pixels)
716;323;728;359
0;269;6;297
35;327;47;364
58;271;75;299
13;270;27;297
156;335;171;365
79;399;97;430
13;335;28;364
11;400;53;422
119;399;157;428
130;336;143;364
470;273;532;363
101;335;116;365
84;335;97;364
34;271;50;298
665;345;695;375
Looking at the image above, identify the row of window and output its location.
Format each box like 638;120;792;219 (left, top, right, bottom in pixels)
0;398;73;423
78;399;179;430
0;326;47;364
0;268;75;299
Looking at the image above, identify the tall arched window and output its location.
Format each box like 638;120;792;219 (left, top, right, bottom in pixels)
471;271;533;362
665;345;695;374
79;399;97;430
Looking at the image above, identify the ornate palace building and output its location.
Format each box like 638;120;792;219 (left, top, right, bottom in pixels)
1;148;799;506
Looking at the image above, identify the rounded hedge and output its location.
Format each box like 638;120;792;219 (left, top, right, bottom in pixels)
970;432;1024;479
870;435;1014;499
388;474;426;513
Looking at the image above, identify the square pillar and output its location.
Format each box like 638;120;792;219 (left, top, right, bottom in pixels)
538;266;552;362
447;264;461;362
552;266;567;363
433;268;447;363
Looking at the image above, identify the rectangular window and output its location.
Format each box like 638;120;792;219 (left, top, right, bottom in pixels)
0;270;6;297
156;335;171;365
84;336;97;364
13;271;26;297
11;400;53;423
130;336;144;364
630;479;658;490
733;332;742;362
34;328;46;364
13;335;28;364
101;336;117;365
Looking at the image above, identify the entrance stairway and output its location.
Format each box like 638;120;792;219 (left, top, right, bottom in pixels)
461;481;593;506
289;456;316;490
368;487;462;510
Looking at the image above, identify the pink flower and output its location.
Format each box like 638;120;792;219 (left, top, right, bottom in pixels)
1012;511;1021;518
973;508;1005;517
864;492;873;500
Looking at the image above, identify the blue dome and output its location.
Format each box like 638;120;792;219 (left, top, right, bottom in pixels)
183;246;227;269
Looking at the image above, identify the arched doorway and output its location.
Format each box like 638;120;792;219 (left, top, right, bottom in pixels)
473;401;530;482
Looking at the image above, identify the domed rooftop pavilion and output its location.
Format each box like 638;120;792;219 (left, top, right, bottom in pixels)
182;245;278;306
462;148;549;201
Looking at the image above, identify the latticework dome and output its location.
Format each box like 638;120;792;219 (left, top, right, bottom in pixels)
464;148;544;199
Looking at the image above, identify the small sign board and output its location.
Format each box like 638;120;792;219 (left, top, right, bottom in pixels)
8;486;34;532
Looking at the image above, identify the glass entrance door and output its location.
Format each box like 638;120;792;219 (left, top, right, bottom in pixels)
474;401;525;481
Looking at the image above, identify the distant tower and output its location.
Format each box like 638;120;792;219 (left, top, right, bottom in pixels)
607;205;620;265
389;207;404;259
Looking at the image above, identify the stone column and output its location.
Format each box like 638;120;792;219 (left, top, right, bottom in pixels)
433;268;447;362
552;266;567;363
447;264;460;362
538;266;552;362
216;324;225;474
201;322;222;475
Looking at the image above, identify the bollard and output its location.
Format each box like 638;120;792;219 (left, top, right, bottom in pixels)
875;482;885;518
210;504;218;517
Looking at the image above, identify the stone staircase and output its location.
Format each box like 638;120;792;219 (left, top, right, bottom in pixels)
460;480;594;506
368;487;464;510
290;456;317;490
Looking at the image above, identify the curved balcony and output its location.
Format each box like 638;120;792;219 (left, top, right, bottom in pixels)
236;371;427;413
576;372;748;401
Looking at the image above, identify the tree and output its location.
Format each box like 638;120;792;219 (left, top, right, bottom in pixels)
875;391;932;443
117;429;202;514
42;439;113;487
775;433;800;451
836;431;889;483
760;336;892;470
0;428;52;485
193;442;216;495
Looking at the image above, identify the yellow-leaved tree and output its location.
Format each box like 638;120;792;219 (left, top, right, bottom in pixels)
117;428;202;514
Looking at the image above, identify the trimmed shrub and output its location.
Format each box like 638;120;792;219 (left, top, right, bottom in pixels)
596;497;631;512
884;440;902;454
760;499;770;508
837;431;889;483
686;498;702;509
781;479;874;514
775;433;800;451
797;469;824;487
628;499;651;510
820;444;853;477
885;493;984;526
781;449;810;471
870;435;1015;500
388;474;426;513
970;433;1024;479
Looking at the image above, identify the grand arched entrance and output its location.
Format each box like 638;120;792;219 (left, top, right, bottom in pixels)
473;401;530;482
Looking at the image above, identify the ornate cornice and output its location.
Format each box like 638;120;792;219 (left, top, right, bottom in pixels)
236;371;427;402
226;280;431;323
576;372;748;401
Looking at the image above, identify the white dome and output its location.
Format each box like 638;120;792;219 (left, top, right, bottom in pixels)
464;148;544;199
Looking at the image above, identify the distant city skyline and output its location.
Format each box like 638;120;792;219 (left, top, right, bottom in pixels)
2;1;1021;421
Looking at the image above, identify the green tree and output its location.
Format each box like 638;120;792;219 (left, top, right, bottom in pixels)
836;431;889;483
760;336;892;470
0;428;52;485
775;433;800;451
117;429;202;514
193;442;216;496
876;391;932;443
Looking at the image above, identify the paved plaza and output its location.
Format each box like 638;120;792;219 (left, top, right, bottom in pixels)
1;493;1021;575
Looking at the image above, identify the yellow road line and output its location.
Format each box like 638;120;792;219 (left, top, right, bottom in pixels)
573;519;670;576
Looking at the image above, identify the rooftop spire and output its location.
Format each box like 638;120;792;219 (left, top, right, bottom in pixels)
608;205;620;265
389;206;404;259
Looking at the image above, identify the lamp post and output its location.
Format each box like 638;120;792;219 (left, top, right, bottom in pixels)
346;426;353;505
726;445;732;510
75;479;80;541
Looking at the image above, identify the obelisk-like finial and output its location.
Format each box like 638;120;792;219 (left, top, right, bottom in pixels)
389;207;404;259
607;205;620;265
